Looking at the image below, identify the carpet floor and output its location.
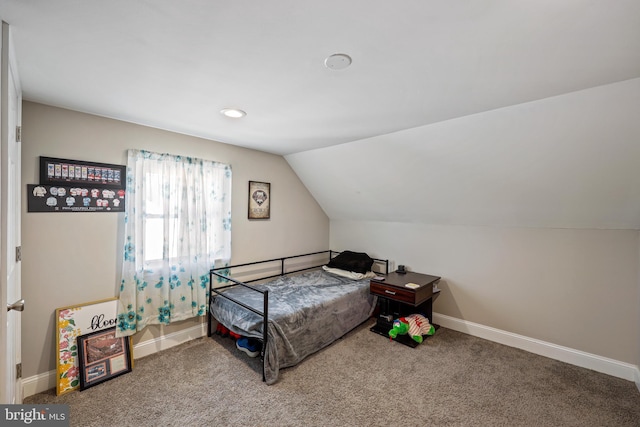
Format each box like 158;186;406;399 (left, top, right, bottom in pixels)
26;320;640;426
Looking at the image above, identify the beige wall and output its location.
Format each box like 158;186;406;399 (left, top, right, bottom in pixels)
331;220;640;365
21;101;329;378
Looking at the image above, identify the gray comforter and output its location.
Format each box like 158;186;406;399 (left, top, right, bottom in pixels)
210;269;377;384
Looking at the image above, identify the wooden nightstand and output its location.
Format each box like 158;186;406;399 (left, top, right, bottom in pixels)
370;271;441;347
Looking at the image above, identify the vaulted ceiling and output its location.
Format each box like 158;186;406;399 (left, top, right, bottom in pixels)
2;1;640;228
2;1;639;155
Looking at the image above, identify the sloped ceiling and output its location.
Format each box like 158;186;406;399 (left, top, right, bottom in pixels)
286;78;640;229
2;1;639;228
1;1;639;155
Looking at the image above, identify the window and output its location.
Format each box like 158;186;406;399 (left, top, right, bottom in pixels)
116;149;232;336
142;172;177;262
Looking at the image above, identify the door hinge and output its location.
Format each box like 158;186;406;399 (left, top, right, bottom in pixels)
16;363;22;379
15;246;21;262
16;125;21;142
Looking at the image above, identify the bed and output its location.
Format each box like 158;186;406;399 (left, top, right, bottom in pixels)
208;250;388;384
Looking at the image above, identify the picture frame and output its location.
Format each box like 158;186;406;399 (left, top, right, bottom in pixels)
55;298;133;395
248;181;270;219
77;327;132;390
27;184;126;213
39;156;126;189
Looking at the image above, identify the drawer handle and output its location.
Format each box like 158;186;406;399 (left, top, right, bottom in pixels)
384;290;396;295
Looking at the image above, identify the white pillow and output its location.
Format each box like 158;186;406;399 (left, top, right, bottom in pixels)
322;265;376;280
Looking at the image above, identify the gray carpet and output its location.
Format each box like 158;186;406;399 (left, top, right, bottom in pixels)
26;320;640;426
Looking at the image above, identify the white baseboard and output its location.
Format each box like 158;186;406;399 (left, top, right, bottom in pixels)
22;371;54;401
132;323;207;360
433;312;640;383
22;323;207;398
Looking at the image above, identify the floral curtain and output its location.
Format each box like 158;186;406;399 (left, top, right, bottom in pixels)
116;149;231;336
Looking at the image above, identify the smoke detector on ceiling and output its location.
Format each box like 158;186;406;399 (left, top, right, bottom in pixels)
324;53;352;70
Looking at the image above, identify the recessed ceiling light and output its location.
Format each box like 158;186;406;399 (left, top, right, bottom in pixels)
220;108;246;118
324;53;352;70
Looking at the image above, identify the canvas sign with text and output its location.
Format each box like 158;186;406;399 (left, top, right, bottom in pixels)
55;298;122;395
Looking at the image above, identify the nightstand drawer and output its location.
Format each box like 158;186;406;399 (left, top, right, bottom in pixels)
370;282;415;304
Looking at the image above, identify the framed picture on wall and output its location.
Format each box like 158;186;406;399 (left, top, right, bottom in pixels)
248;181;270;219
77;327;132;390
40;156;126;189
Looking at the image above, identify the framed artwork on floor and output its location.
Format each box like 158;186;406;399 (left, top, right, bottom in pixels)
55;297;134;395
77;327;132;390
248;181;270;219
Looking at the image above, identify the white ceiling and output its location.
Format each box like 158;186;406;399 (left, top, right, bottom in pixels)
2;0;639;156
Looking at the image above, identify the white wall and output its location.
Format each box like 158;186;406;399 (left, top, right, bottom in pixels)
331;221;639;366
20;102;329;380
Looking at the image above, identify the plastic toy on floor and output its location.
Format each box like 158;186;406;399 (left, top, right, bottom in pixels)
215;323;241;340
388;314;435;344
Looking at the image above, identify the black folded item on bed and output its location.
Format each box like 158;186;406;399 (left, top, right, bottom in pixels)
326;250;374;274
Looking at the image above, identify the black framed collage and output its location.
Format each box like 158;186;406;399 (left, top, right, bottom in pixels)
28;156;127;213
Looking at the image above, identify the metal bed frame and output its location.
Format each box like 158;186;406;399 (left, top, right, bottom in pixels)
208;250;389;382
